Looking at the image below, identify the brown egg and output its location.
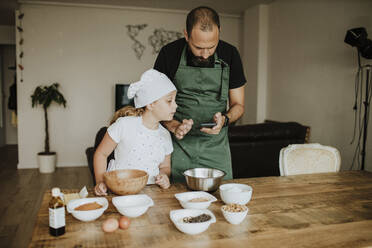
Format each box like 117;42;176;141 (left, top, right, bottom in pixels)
102;218;119;232
119;216;131;229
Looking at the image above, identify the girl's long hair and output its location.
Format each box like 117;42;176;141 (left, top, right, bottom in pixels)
110;105;145;125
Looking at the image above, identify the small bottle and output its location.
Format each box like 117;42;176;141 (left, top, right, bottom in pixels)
49;187;65;236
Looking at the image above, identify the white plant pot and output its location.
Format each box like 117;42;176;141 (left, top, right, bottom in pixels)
38;153;56;173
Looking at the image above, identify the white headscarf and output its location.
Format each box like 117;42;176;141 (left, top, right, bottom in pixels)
128;69;177;108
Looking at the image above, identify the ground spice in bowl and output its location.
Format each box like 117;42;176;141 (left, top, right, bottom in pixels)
188;197;210;203
74;202;102;211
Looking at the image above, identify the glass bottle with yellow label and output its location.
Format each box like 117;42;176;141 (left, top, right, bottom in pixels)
49;187;65;236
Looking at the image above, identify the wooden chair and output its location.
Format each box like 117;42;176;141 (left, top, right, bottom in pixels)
279;143;341;176
86;127;114;185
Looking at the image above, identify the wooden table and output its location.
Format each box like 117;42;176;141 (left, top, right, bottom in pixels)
29;171;372;248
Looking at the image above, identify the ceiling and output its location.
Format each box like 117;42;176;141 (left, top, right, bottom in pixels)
0;0;275;25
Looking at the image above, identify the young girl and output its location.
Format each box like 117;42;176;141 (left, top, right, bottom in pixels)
94;69;178;195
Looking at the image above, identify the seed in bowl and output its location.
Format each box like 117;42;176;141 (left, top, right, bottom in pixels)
222;203;248;213
74;202;102;211
188;197;210;203
182;214;212;223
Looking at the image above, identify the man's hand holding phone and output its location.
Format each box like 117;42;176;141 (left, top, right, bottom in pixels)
200;112;224;135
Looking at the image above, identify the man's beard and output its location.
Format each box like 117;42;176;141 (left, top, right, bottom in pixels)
187;47;215;67
191;55;214;67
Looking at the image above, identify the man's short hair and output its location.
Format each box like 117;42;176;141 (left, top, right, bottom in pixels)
186;6;220;37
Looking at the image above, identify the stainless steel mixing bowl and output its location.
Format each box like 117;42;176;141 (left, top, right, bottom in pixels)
183;168;226;192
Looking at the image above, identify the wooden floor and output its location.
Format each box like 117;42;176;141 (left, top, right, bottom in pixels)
0;145;94;248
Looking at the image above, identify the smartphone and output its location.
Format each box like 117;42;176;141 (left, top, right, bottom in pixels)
199;122;217;128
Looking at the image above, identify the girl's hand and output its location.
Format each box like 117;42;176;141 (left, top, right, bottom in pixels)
155;174;170;189
175;119;193;139
94;182;108;196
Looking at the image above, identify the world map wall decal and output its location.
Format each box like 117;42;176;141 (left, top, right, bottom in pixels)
126;24;182;59
126;24;148;59
148;28;183;54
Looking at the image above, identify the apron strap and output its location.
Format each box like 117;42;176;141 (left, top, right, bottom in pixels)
215;58;229;101
179;46;188;66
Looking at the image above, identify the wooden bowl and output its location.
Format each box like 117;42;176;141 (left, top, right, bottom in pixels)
103;169;148;195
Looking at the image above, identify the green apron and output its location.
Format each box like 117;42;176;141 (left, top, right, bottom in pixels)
171;45;232;183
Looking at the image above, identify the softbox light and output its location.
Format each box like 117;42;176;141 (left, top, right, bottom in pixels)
344;27;372;59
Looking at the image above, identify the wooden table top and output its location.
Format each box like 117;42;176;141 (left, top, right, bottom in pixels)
29;171;372;248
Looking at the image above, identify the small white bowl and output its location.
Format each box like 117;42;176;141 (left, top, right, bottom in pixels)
170;209;216;235
219;183;253;205
67;197;108;222
112;194;154;218
221;205;249;224
174;191;217;209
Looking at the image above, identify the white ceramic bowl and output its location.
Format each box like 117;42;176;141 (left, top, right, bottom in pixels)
67;197;108;222
219;183;253;205
174;191;217;209
112;194;154;217
170;209;216;235
221;205;249;225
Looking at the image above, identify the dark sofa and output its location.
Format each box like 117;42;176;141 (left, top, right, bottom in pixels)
86;120;309;183
228;121;309;178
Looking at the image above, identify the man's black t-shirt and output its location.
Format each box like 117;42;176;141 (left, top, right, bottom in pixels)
154;38;246;89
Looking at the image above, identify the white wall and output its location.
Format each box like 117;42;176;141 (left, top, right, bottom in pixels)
255;5;269;123
17;3;242;168
266;0;372;171
242;7;259;124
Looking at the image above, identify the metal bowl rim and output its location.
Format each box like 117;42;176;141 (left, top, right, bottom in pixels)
182;167;226;179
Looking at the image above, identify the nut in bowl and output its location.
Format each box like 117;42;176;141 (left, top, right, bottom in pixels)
174;191;217;209
112;194;154;218
170;209;216;235
67;197;108;222
103;169;148;195
221;203;249;225
219;183;253;205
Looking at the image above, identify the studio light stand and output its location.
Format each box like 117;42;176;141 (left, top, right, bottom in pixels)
345;27;372;171
361;64;371;170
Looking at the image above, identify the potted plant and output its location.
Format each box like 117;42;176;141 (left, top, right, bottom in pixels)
31;83;66;173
